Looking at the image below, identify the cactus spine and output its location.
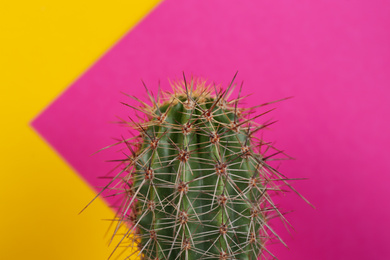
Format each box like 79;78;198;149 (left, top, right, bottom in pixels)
100;74;298;259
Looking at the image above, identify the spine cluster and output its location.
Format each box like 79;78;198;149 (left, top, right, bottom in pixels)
90;74;303;260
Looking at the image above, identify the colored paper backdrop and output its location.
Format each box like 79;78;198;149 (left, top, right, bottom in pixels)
3;0;390;259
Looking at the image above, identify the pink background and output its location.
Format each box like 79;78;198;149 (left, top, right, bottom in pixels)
32;0;390;259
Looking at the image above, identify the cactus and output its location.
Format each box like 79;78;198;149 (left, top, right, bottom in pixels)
90;73;305;259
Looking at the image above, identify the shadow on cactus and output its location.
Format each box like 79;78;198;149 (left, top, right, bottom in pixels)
84;72;310;259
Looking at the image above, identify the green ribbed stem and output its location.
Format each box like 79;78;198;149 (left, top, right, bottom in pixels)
133;95;265;260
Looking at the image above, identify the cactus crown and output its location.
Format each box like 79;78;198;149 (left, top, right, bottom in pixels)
91;74;304;260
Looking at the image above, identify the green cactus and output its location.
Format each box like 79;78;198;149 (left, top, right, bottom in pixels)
94;74;304;260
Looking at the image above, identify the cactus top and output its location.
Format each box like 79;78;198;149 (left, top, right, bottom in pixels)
97;75;303;260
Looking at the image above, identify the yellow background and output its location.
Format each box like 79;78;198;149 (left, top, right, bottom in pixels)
0;1;160;259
